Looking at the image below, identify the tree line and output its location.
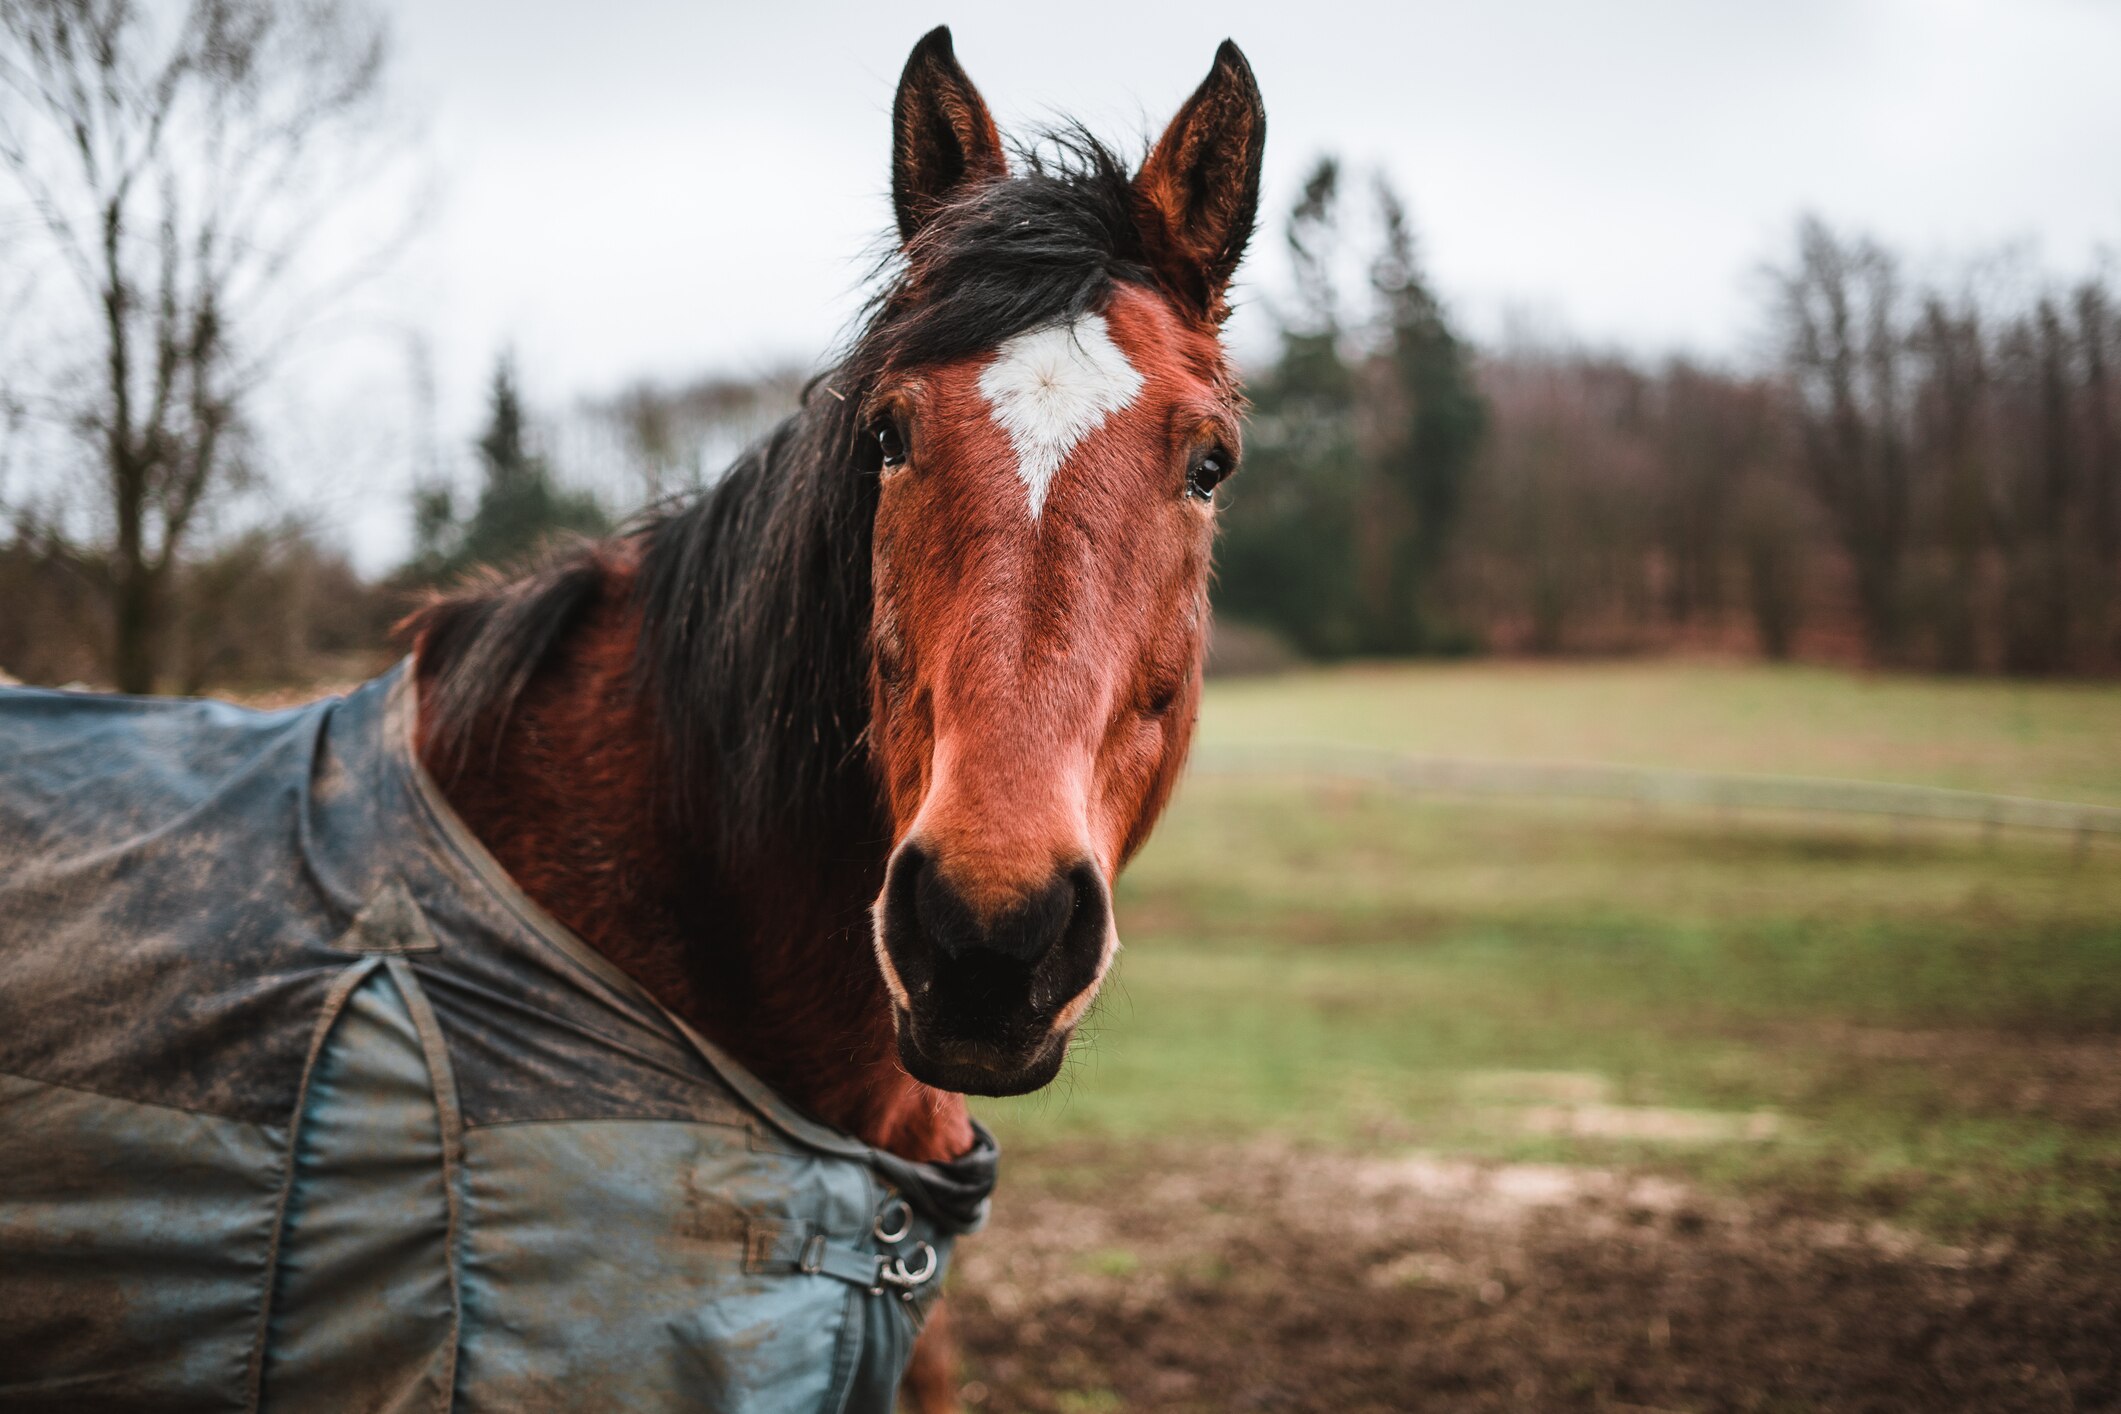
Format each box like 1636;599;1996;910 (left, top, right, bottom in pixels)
1221;167;2120;674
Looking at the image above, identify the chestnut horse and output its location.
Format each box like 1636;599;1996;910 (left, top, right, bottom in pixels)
410;28;1263;1409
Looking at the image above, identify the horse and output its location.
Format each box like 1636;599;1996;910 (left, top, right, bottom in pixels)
0;27;1263;1413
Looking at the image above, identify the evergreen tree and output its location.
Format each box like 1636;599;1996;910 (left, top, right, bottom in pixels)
1363;177;1486;651
1214;160;1486;658
408;358;609;582
1216;159;1369;657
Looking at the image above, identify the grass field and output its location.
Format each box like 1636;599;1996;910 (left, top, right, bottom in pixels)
1197;659;2121;805
982;661;2121;1247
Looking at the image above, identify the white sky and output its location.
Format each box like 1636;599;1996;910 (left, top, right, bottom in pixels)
317;0;2121;569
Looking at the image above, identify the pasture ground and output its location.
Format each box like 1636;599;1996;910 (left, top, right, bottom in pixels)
956;661;2121;1413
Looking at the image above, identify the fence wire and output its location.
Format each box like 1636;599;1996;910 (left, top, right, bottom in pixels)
1191;743;2121;841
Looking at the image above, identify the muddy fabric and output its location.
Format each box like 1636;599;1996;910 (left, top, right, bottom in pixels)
0;664;996;1414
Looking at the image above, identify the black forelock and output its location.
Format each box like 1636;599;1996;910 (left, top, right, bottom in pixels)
864;126;1154;376
629;127;1160;864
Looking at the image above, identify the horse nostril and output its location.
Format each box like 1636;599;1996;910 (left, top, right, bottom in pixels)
974;868;1079;965
909;847;986;961
901;852;1104;968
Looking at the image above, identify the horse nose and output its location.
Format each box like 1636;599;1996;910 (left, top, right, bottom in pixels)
909;844;1102;967
878;840;1116;1090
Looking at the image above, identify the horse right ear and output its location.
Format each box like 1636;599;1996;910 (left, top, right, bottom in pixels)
892;26;1006;246
1133;41;1267;322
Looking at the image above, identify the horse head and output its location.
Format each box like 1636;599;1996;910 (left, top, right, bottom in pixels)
860;29;1265;1095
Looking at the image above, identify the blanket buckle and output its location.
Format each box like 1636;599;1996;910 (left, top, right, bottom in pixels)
798;1233;828;1275
877;1240;937;1295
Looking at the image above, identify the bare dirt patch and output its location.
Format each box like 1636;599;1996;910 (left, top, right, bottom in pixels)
950;1141;2118;1413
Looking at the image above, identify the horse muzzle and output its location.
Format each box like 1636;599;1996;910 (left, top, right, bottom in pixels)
873;840;1112;1095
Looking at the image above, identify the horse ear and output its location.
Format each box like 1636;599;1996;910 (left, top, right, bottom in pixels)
1133;41;1267;321
892;26;1007;245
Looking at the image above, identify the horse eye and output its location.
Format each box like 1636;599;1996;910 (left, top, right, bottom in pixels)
873;420;908;468
1186;447;1233;500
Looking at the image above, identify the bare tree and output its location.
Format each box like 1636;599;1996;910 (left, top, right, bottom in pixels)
1909;292;1989;670
2076;281;2119;660
1656;360;1773;631
1772;216;1913;662
0;0;407;691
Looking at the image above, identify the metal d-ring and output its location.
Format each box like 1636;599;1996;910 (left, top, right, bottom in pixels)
881;1240;937;1290
873;1197;913;1245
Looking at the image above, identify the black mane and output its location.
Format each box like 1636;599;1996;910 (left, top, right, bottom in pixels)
418;131;1158;865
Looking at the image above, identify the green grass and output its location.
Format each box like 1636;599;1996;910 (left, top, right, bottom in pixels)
984;663;2121;1248
1198;659;2121;805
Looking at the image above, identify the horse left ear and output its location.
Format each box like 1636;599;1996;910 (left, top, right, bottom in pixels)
1134;41;1267;321
892;26;1007;245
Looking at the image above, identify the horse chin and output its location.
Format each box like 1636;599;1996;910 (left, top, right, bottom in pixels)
894;1010;1072;1097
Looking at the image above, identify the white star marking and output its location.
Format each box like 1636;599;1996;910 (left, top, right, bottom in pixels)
977;314;1145;518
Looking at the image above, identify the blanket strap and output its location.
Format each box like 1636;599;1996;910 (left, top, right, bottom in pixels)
744;1221;938;1297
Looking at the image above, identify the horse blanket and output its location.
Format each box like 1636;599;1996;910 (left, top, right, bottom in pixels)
0;664;996;1413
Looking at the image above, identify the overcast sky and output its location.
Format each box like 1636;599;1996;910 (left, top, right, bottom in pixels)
323;0;2120;569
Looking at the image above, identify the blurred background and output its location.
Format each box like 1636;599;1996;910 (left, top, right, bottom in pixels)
3;2;2118;1409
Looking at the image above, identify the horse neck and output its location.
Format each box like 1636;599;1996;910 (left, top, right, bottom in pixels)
413;555;974;1165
